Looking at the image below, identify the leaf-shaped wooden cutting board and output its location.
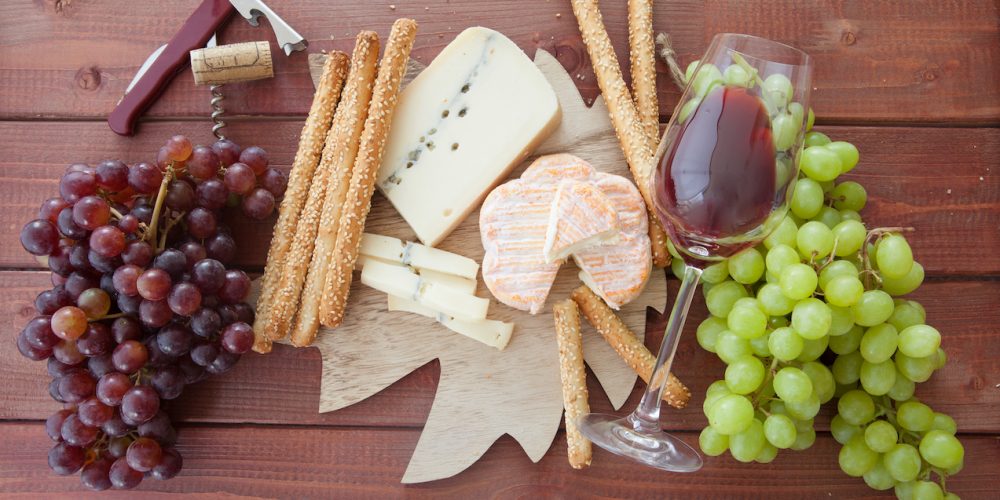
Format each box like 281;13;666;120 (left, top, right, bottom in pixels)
274;49;669;483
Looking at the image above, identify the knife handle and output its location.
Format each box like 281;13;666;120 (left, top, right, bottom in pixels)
108;0;235;136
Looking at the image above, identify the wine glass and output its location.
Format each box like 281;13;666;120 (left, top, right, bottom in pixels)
577;34;813;472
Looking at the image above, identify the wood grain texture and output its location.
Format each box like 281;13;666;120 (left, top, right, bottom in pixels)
0;423;996;497
1;1;997;124
4;271;999;433
2;121;996;274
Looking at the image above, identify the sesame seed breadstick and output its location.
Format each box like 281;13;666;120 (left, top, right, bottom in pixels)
570;0;671;268
320;18;418;328
253;51;349;353
570;285;690;409
553;299;593;469
290;32;380;347
627;0;658;146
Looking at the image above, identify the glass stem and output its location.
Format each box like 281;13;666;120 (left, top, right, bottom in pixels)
629;263;703;432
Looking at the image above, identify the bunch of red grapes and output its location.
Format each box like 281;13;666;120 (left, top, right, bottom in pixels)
17;135;286;490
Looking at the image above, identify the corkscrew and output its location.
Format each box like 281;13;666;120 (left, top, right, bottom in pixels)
191;36;275;140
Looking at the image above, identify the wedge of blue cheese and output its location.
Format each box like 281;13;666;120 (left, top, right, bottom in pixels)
376;27;561;247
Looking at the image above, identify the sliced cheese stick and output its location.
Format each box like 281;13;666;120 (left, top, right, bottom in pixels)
387;295;513;350
360;260;488;322
355;256;477;294
360;233;479;279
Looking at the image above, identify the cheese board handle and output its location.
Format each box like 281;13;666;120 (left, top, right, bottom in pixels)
108;0;235;136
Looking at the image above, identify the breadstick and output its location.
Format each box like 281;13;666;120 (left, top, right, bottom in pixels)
627;0;658;147
253;51;349;353
553;299;593;469
570;285;690;409
320;18;418;327
290;32;380;347
570;0;671;268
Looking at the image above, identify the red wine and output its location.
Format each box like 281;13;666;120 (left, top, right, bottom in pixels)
655;86;778;259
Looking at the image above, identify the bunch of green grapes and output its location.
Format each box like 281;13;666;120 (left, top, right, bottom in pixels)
671;104;964;499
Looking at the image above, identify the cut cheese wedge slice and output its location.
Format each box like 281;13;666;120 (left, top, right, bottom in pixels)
360;259;488;322
355;255;477;294
359;233;479;280
387;295;513;350
543;180;620;263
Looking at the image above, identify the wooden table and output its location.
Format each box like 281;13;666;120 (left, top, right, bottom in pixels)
2;1;998;497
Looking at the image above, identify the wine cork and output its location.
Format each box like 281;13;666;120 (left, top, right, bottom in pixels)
191;41;274;85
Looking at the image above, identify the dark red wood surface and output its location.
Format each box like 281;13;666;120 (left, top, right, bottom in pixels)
1;0;998;497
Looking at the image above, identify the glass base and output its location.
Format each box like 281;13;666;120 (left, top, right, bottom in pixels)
577;413;703;473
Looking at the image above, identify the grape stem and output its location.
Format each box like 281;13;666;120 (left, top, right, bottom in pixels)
654;32;688;90
109;206;127;221
157;212;185;252
145;166;174;245
90;312;127;322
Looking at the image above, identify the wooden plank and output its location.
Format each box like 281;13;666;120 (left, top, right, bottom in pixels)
5;270;999;433
1;1;997;124
0;422;995;497
1;120;997;274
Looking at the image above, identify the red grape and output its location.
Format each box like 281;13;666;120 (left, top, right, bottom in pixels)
95;159;129;191
219;269;251;304
20;219;60;256
58;370;96;403
137;268;172;301
117;293;142;315
88;354;116;378
205;233;236;264
165;179;196;211
87;248;121;274
72;195;111;230
97;371;132;406
128;162;163;194
112;340;148;374
80;456;114;491
121;240;154;267
151;364;185;400
38;197;71;224
60;413;99;447
77;397;114;427
239;145;269;175
90;225;126;257
111;316;142;343
126;437;163;472
187;145;220;179
77;288;111;319
109;457;143;489
156;146;173;171
23;315;59;350
45;409;74;441
150;447;183;480
139;411;177;446
59;170;97;203
57;206;88;240
191;308;222;338
103;417;130;438
121;385;160;423
166;135;193;162
47;245;73;275
167;282;202;316
64;272;99;300
179;241;207;268
156;323;193;357
260;168;288;198
224;162;256;195
52;339;85;365
206;351;240;374
190;342;219;367
47;356;80;378
153;249;187;279
112;264;142;296
77;322;113;356
48;442;86;476
139;299;173;328
185;207;217;239
241;187;275;220
221;322;254;354
212;138;241;166
52;306;88;340
36;287;72;315
196;177;229;209
233;303;256;325
118;214;140;234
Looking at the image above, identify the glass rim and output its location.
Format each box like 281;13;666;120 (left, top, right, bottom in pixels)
711;33;813;68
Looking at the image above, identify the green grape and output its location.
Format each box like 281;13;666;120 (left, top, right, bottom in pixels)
852;290;895;326
791;178;824;219
889;301;925;330
763;73;794;105
729;418;766;463
897;400;934;432
934;347;948;369
765;244;800;274
801;361;836;403
729;248;765;284
705;280;749;317
931;413;958;434
884;444;922;481
832;219;867;256
692;64;723;97
788;102;805;128
862;460;896;491
723;63;752;86
698;426;730;456
824;275;865;308
702;260;730;284
831;181;867;211
831;414;862;444
833;351;864;385
772;113;798;151
670;257;686;280
733;297;760;310
696;316;728;353
769;315;789;329
785;392;821;420
794;416;814;434
749;333;771;357
709;394;755;435
908;300;927;322
780;263;818;301
819;181;836;195
861;359;897;395
894;481;917;499
864;420;898;453
860;323;899;363
758;283;796;316
839;209;863;222
703;380;732;415
796;221;836;259
834;382;857;399
716;331;753;364
911;481;945;500
684;60;701;81
826;141;860;173
944;492;961;500
804;130;830;147
895;352;936;383
725;356;766;394
829;305;855;336
790;427;816;451
677;97;702;124
800;145;842;182
728;304;768;340
830;325;864;354
796;335;829;362
755;443;778;464
806;107;815;131
819;260;859;289
838;435;879;477
764;216;798;249
838;389;876;425
791;298;832;339
887;372;916;401
815;206;843;229
919;430;964;469
768;326;804;361
773;367;813;403
898;324;941;358
876;234;915;279
763;414;797;449
765;271;780;284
